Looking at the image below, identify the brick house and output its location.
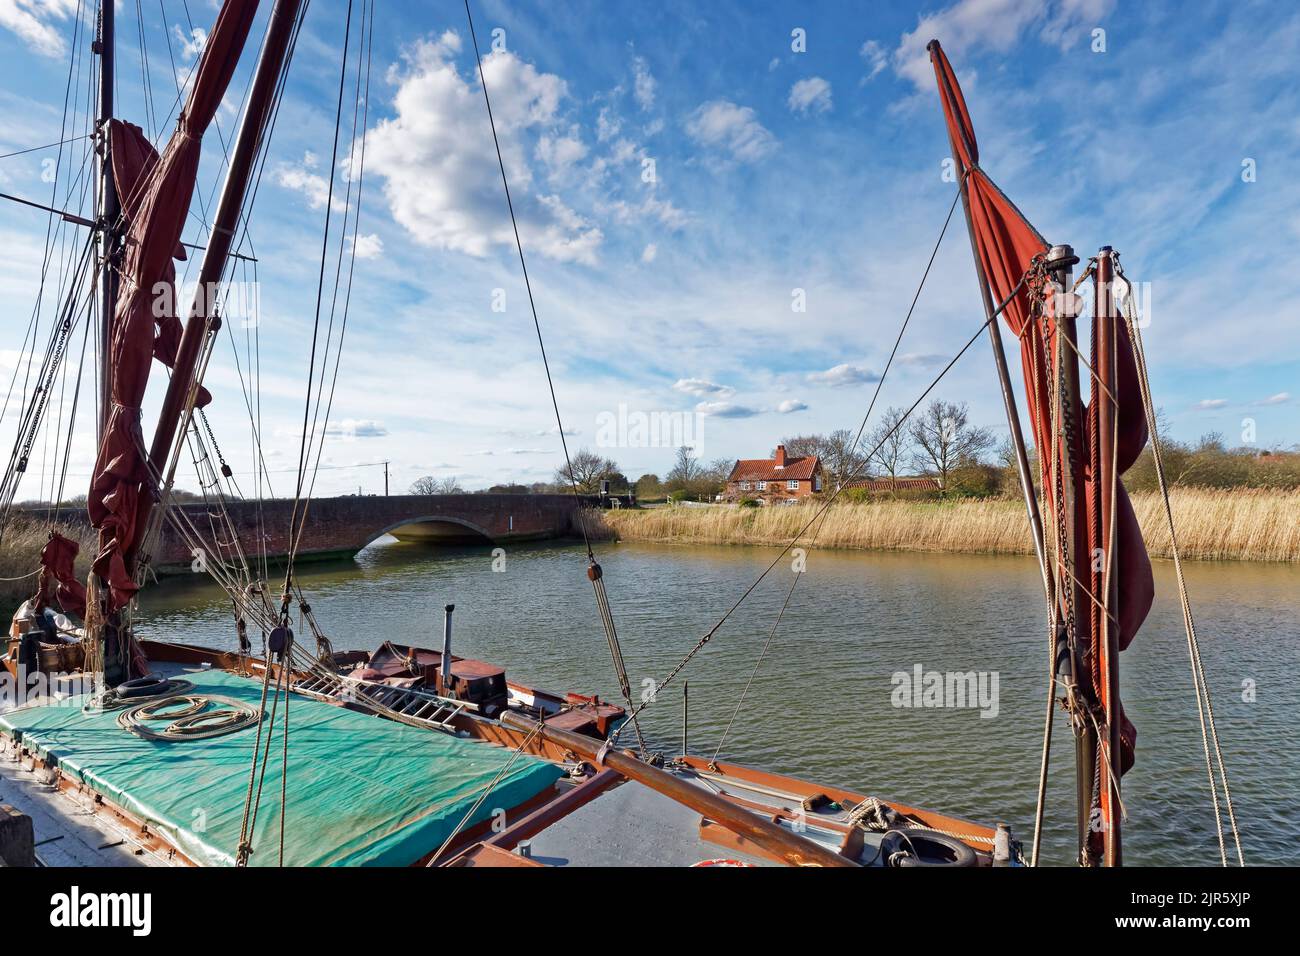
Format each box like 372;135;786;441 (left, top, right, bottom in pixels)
725;445;823;503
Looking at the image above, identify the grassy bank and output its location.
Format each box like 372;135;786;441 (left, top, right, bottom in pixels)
0;517;96;618
595;489;1300;562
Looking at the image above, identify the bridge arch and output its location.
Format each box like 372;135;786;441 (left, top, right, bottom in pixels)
363;514;496;549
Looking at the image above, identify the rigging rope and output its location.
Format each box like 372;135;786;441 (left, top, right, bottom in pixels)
708;186;965;763
1115;260;1243;866
462;0;647;754
612;270;1031;743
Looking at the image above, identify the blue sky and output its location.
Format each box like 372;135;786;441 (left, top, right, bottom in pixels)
1;0;1297;496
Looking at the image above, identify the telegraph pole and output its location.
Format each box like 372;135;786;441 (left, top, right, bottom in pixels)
383;461;389;496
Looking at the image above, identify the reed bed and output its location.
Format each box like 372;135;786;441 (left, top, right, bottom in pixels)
596;488;1300;562
0;516;96;615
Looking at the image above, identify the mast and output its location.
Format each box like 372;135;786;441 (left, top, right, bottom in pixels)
94;0;119;442
1047;244;1096;864
132;0;303;570
1093;247;1123;866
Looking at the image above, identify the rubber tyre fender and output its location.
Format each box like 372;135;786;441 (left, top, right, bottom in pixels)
880;827;979;867
116;673;169;698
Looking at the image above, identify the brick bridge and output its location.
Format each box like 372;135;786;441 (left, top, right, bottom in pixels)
139;493;601;574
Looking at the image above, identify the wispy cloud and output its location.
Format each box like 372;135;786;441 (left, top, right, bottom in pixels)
807;364;879;387
696;400;759;418
1193;399;1229;410
685;100;776;164
788;77;832;115
0;0;78;58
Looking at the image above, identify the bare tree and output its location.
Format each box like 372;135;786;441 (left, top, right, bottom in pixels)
553;447;619;494
908;400;994;492
410;475;464;495
665;445;702;490
866;407;910;482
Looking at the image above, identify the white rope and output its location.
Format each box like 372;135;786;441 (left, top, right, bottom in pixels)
1116;264;1243;866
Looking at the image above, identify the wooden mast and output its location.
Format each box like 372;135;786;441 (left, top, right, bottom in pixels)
130;0;303;572
1093;247;1123;866
93;0;119;442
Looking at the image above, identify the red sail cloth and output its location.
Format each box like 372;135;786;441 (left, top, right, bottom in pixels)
87;0;260;612
928;41;1153;776
35;533;87;619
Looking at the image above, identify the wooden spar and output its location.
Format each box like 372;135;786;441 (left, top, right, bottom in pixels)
131;0;302;569
1094;248;1122;866
93;0;119;443
1047;249;1095;866
499;711;858;868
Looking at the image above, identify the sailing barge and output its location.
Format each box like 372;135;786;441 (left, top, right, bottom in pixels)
1;0;1239;869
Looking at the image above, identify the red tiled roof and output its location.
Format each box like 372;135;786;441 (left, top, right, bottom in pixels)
843;477;940;491
728;455;820;482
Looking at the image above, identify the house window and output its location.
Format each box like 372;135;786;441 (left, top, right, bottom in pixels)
814;476;822;492
756;481;767;490
739;481;751;491
787;479;799;490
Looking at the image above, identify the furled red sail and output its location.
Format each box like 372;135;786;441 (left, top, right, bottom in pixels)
928;41;1153;829
87;0;260;612
35;532;87;619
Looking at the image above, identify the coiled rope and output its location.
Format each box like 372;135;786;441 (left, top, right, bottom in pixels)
116;692;260;741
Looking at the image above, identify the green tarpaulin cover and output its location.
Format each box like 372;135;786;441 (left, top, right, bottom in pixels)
0;667;562;866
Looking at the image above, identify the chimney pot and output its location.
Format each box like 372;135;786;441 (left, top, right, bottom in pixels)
774;444;787;467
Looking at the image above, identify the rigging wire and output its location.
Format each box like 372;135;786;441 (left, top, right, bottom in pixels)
709;186;965;763
1115;262;1243;866
462;0;647;754
612;271;1030;743
282;0;354;593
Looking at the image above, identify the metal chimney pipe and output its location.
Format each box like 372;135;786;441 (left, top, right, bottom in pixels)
441;604;455;695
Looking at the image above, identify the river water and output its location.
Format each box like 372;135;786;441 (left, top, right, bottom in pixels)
136;538;1299;866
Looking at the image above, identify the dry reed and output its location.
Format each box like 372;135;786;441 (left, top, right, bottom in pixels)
596;489;1300;562
0;516;96;613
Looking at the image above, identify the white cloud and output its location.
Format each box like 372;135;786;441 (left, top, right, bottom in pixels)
807;364;879;387
1193;399;1229;410
1040;0;1115;50
899;352;947;368
0;0;78;58
860;40;888;80
893;0;1113;91
536;132;588;181
349;233;384;259
674;378;733;398
365;33;602;264
596;106;621;142
274;152;344;210
174;25;207;61
1254;393;1290;406
632;56;656;111
777;399;808;413
788;77;832;115
326;419;388;438
641;243;657;263
696;401;758;418
685;100;776;164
